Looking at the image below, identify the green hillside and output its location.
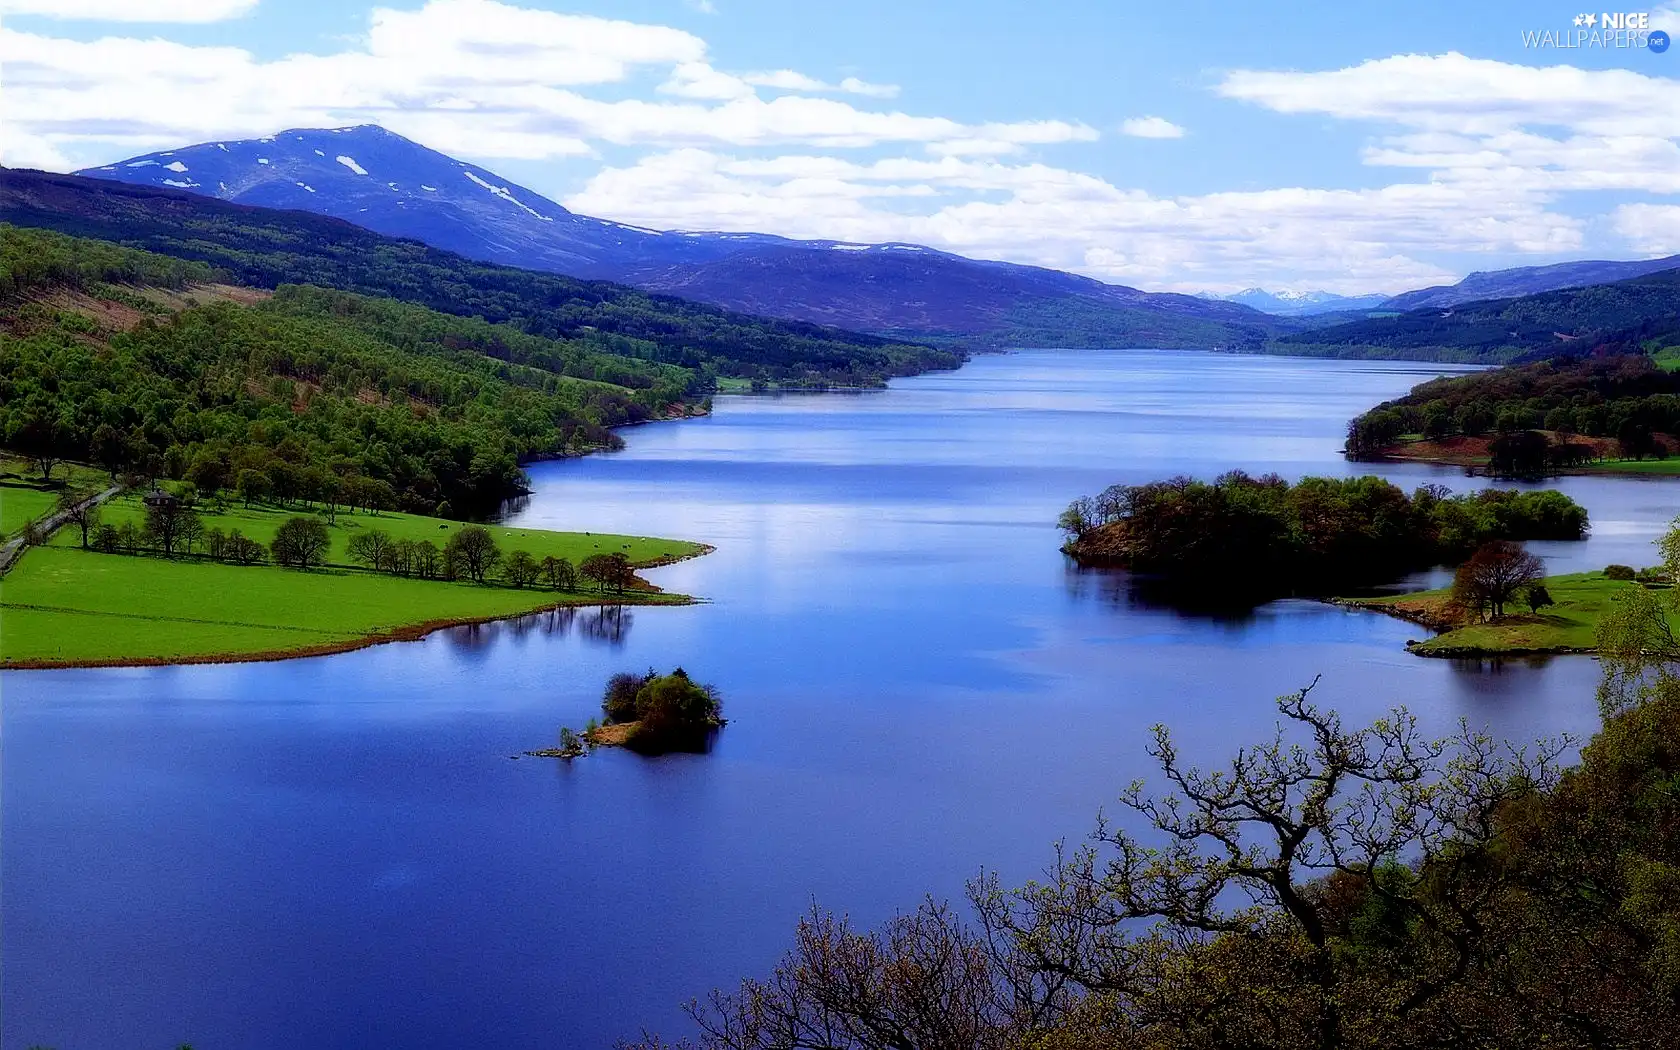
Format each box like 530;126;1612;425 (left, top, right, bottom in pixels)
0;169;962;386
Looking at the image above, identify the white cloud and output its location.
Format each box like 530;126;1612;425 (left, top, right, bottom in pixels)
2;0;258;21
0;0;1069;166
564;148;1576;293
838;77;899;99
1119;116;1185;139
6;6;1679;292
1218;52;1680;137
1614;204;1680;255
683;0;718;13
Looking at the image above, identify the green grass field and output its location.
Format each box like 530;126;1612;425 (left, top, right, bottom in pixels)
1353;571;1677;654
3;502;706;668
1;485;60;538
67;494;695;568
1578;458;1680;475
0;455;112;537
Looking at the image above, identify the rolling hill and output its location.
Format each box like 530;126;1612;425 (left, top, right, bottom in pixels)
0;168;960;387
75;125;1285;350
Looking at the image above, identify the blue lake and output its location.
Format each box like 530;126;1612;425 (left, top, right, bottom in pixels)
5;349;1676;1049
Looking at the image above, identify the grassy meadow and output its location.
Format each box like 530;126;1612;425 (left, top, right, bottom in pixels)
64;493;695;567
1349;571;1677;655
1;455;112;537
3;497;706;668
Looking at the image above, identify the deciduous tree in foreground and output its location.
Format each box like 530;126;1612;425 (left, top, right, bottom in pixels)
627;674;1680;1050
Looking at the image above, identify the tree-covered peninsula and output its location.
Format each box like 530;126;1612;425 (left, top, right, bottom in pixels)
1059;473;1586;596
1345;353;1680;477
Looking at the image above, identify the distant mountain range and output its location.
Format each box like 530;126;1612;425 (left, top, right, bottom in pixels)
1384;256;1680;311
1200;288;1393;316
73;125;1281;351
54;124;1680;364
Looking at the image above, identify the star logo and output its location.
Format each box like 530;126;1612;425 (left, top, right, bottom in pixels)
1584;12;1598;26
1573;13;1585;25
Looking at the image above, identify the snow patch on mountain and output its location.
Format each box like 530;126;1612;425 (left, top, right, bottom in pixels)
461;170;553;223
336;155;369;176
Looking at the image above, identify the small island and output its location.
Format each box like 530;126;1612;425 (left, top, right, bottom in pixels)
530;667;725;759
1059;472;1588;601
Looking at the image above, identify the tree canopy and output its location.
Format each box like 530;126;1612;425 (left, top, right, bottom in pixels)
1060;472;1586;596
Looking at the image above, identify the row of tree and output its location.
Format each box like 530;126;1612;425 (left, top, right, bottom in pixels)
60;489;640;595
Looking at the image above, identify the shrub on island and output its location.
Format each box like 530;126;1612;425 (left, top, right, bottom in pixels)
594;668;724;754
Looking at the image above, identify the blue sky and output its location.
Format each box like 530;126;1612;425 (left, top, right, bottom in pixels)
5;0;1680;293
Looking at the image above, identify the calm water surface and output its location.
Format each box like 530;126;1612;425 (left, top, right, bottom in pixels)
6;349;1676;1049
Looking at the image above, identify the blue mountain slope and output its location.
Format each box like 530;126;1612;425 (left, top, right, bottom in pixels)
78;125;1283;348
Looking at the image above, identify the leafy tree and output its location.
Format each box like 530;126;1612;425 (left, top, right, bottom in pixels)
631;680;1646;1050
541;555;578;592
502;549;540;588
92;522;121;553
185;451;229;496
270;516;330;569
346;528;394;571
443;525;500;583
177;510;205;556
226;529;266;565
602;670;653;724
236;469;270;509
1487;429;1551;478
9;408;67;481
90;423;126;479
1451;540;1544;620
580;551;632;595
142;499;198;557
1523;582;1555;614
56;487;100;548
629;668;723;748
1618;419;1661;461
411;539;441;580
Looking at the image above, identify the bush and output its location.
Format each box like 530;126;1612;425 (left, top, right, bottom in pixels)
1606;564;1638;581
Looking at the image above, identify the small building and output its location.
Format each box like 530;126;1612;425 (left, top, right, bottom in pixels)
142;487;180;510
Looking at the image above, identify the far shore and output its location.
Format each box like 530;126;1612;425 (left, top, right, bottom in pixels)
1367;434;1680;478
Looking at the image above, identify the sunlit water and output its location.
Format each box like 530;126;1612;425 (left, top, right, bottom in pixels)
6;349;1676;1049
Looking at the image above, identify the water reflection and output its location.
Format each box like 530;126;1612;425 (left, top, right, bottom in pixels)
4;349;1665;1050
580;604;633;645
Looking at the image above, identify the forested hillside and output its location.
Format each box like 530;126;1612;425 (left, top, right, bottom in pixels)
1344;352;1680;456
0;169;961;387
1;227;703;514
1277;269;1680;363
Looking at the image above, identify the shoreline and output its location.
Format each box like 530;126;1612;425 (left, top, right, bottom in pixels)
1326;596;1599;660
3;545;715;673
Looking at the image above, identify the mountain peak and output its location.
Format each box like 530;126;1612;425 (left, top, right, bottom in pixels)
74;125;1281;346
